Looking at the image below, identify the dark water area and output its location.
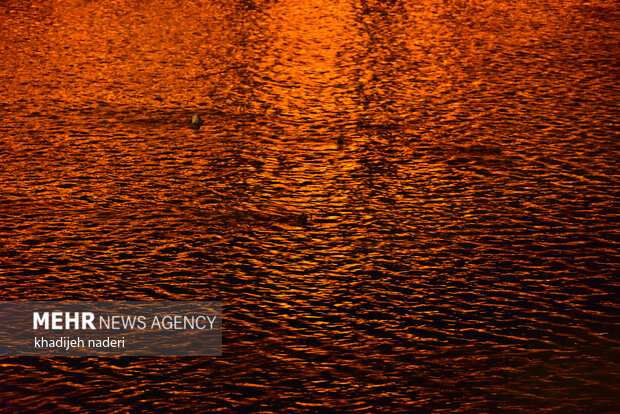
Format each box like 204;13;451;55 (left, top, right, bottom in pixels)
1;0;619;412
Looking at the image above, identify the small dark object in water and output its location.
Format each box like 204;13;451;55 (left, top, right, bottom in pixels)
337;136;345;148
298;212;309;226
191;113;203;129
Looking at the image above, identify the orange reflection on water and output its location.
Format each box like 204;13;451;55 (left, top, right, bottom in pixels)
0;0;619;412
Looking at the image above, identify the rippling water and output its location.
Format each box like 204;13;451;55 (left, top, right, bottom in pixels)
1;0;619;412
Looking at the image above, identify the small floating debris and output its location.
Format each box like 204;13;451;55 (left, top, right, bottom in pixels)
298;212;310;227
337;136;345;149
191;113;203;130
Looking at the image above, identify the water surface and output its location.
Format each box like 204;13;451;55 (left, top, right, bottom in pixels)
1;0;619;412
